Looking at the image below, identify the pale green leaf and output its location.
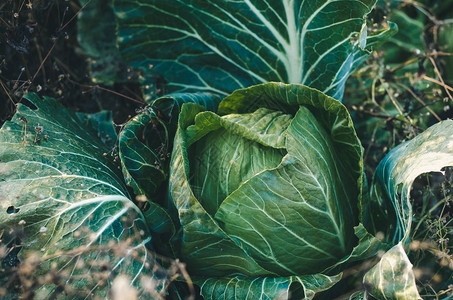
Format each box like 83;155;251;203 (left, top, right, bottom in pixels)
347;290;369;300
215;105;358;275
188;108;289;215
363;120;453;300
363;243;421;300
367;120;453;243
0;94;165;297
198;273;342;300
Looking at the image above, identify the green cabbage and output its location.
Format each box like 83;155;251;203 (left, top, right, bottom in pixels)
167;82;375;298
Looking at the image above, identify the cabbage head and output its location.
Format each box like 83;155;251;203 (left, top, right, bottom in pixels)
168;83;377;299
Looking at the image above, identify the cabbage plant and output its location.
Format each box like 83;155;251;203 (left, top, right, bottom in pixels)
2;0;453;299
1;86;452;299
166;83;376;298
165;82;453;299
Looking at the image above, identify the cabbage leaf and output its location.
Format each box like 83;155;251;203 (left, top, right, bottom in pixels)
0;94;168;297
114;0;395;100
364;120;453;299
168;83;370;298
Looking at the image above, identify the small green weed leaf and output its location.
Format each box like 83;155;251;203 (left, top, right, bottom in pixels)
0;94;165;297
383;9;425;64
198;272;342;300
346;290;368;300
114;0;391;100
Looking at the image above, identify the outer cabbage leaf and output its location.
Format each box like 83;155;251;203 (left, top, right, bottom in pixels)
119;92;222;199
364;120;453;299
169;103;271;277
363;243;420;300
119;108;167;198
0;94;167;297
114;0;394;100
168;83;372;298
199;273;342;300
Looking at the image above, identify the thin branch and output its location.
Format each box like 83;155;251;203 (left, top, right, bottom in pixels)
427;56;453;102
0;79;17;109
396;82;442;122
60;0;92;30
422;75;453;103
31;43;56;83
67;77;145;104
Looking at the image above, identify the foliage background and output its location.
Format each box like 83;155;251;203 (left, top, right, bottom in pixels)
0;0;452;299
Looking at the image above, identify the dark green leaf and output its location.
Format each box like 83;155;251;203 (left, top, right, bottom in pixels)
78;0;132;85
118;92;222;198
114;0;391;100
76;110;118;149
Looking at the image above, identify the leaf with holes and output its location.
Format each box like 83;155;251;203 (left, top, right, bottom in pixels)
114;0;395;100
362;120;453;299
0;94;169;297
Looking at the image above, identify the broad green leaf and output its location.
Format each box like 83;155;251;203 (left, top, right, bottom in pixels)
363;243;421;300
119;108;167;198
198;272;342;300
363;120;453;299
119;92;222;198
0;94;165;297
168;83;365;296
217;83;364;205
114;0;391;100
215;105;357;275
169;103;271;277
